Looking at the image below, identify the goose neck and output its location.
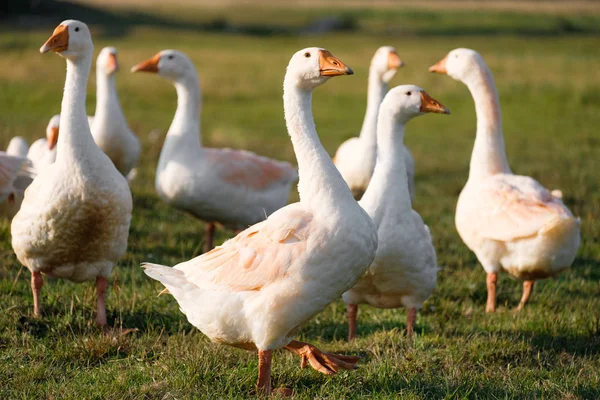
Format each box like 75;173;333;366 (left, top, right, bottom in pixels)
359;71;387;146
158;74;202;170
465;64;511;179
283;78;356;214
95;71;126;128
361;108;411;217
56;52;98;164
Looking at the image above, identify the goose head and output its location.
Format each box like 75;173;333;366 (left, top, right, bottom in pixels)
40;20;93;60
46;114;60;150
429;48;484;82
285;47;353;90
381;84;450;124
131;50;195;82
372;46;404;83
97;47;119;75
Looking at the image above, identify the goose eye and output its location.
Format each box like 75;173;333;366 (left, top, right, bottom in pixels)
74;27;80;32
168;55;174;60
406;91;412;96
304;52;311;58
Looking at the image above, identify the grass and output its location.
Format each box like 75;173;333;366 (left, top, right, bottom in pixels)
1;1;600;398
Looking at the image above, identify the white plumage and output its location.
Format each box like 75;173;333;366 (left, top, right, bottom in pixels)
343;85;448;339
143;48;377;395
430;48;580;311
11;20;132;325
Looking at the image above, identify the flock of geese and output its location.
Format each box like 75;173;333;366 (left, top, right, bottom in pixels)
2;19;581;395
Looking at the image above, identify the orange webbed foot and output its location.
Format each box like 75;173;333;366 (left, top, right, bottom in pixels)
284;340;359;375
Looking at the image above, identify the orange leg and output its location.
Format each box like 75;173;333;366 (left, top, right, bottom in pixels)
486;272;498;313
204;223;215;253
256;349;272;395
31;271;43;317
516;280;534;311
96;276;108;326
347;304;358;342
284;340;359;375
406;307;417;335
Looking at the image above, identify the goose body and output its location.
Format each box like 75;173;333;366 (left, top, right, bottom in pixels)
343;85;447;339
132;50;297;251
430;48;580;311
90;47;140;178
333;46;415;200
11;21;132;325
143;48;377;394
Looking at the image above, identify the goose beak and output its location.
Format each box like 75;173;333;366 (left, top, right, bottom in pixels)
131;53;161;73
388;51;405;70
47;126;59;150
319;50;353;77
428;55;448;74
40;25;69;54
420;91;450;114
106;52;119;74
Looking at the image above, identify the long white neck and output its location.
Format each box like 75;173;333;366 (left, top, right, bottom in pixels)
283;77;356;215
159;73;202;169
360;107;411;224
464;62;511;180
359;69;387;155
56;52;99;165
94;70;127;131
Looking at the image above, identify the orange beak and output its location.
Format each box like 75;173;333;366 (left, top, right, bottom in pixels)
47;126;59;150
420;91;450;114
40;25;69;54
428;55;448;74
106;52;119;74
131;53;161;73
387;51;405;70
319;50;353;77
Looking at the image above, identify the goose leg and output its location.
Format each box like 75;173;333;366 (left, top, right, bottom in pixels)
204;223;215;253
486;272;498;313
347;304;358;342
516;280;534;311
256;350;272;395
96;276;108;326
406;307;417;335
31;271;43;317
284;340;359;375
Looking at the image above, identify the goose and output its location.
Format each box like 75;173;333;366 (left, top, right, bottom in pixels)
90;47;140;179
142;47;377;395
27;115;59;169
429;48;580;312
333;46;415;200
0;153;34;219
131;50;298;252
6;137;29;158
11;20;132;325
343;85;447;340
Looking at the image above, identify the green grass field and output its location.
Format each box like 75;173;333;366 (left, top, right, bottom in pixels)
1;1;599;398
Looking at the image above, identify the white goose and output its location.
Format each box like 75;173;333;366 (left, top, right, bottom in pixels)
90;47;140;178
6;137;29;158
11;20;132;325
429;48;580;312
143;48;377;395
27;115;58;170
0;152;34;219
333;46;415;200
131;50;298;252
0;137;34;218
343;85;447;340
